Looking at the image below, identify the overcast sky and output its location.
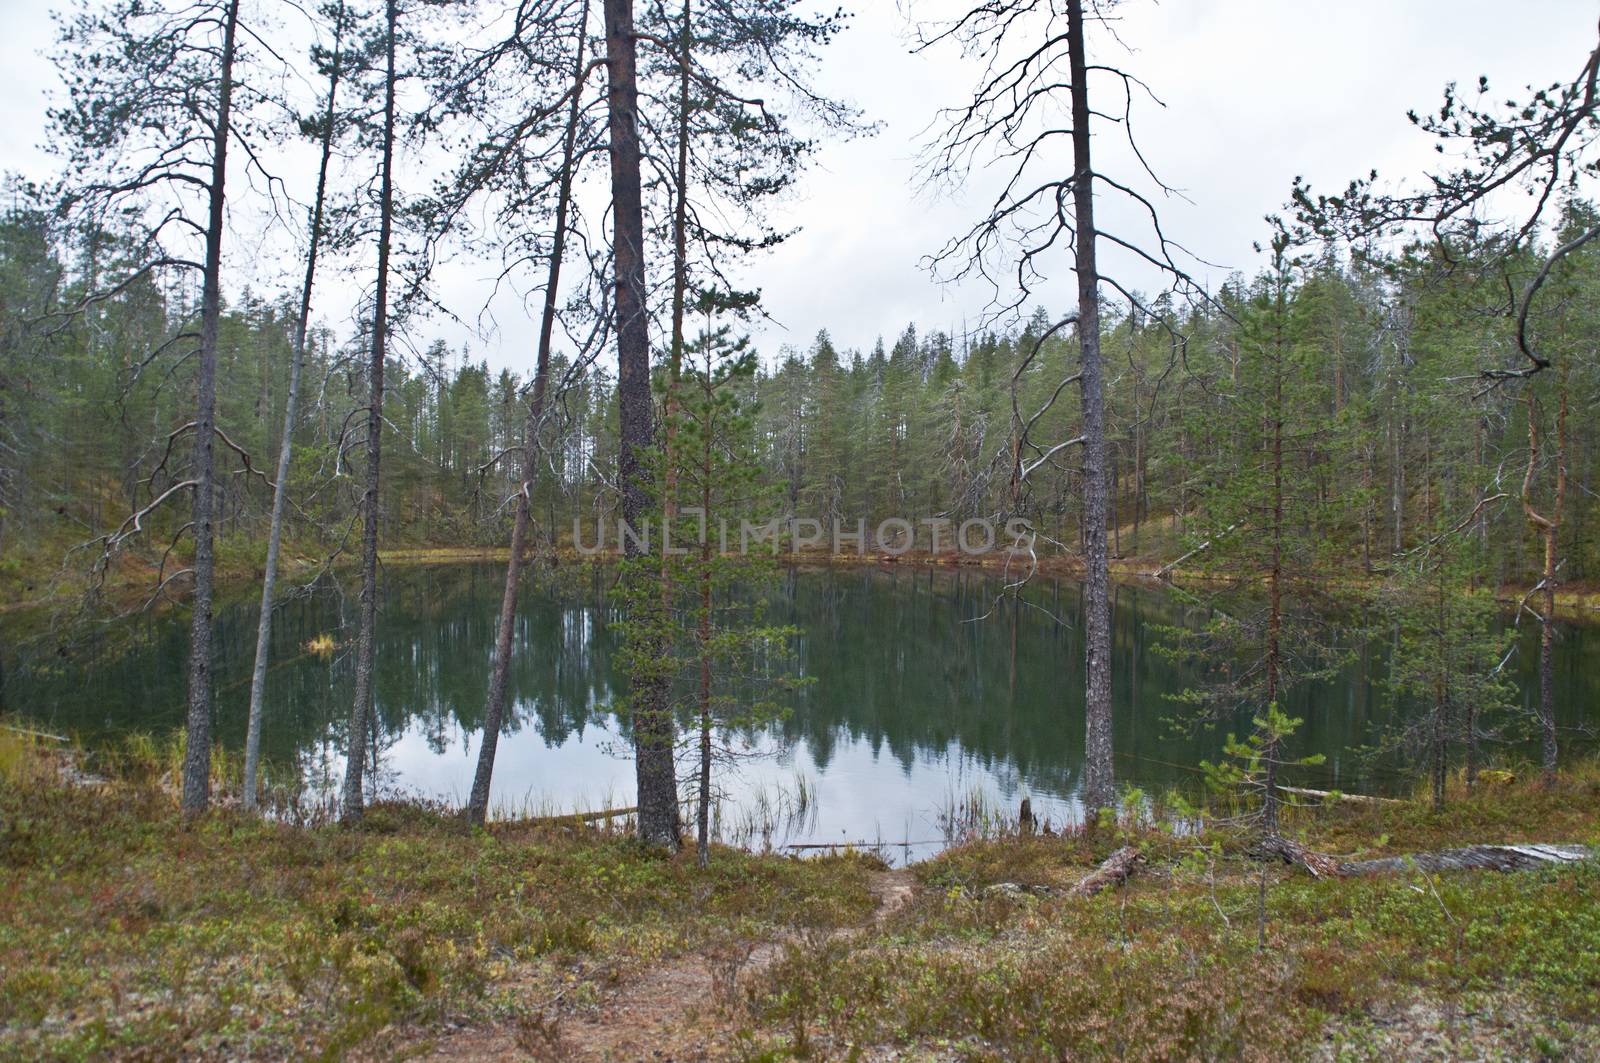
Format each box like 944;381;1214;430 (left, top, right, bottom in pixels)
2;0;1594;375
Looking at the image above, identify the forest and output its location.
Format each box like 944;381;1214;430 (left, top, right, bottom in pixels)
2;0;1599;1059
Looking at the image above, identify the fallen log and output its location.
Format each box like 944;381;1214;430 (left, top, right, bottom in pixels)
1257;835;1344;879
1072;846;1143;897
1339;844;1595;877
1153;523;1238;579
1264;838;1595;879
2;724;68;742
782;839;943;851
1278;785;1400;807
528;805;637;826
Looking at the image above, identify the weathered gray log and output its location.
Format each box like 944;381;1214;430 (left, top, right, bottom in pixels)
530;805;638;826
1265;839;1595;879
1258;835;1344;879
1278;785;1400;806
1338;844;1595;877
1072;846;1143;897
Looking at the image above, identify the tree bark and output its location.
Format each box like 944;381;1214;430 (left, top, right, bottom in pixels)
341;0;398;821
696;411;713;868
1066;0;1114;817
180;0;241;817
1431;550;1448;810
673;0;699;860
1522;383;1567;785
466;0;590;828
606;0;680;849
244;5;345;810
1263;270;1286;833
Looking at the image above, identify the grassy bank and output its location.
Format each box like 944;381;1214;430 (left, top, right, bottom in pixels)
738;770;1600;1061
0;725;877;1061
3;724;1598;1060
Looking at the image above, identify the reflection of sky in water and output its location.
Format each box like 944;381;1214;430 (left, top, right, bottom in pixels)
7;562;1596;864
337;712;1085;864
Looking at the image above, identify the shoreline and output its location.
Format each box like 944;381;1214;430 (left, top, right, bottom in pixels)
6;540;1600;623
378;545;1600;619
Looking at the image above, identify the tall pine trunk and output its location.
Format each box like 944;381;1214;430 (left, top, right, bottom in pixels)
606;0;680;848
342;0;398;821
1431;552;1448;809
660;0;691;646
695;414;713;868
466;0;591;827
1262;269;1286;835
1066;0;1114;816
1522;381;1567;785
243;7;346;810
180;0;241;816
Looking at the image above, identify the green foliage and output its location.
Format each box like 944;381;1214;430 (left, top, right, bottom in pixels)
611;317;813;857
1200;702;1324;825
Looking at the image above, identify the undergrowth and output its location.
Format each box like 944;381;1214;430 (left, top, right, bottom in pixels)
3;723;1598;1061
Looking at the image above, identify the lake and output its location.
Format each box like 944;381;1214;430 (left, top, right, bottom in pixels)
3;562;1594;861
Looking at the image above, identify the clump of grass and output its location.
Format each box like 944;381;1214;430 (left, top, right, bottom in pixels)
717;771;819;853
0;724;64;788
0;724;878;1060
740;763;1600;1060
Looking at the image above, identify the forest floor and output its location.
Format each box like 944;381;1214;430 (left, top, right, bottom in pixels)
2;724;1599;1061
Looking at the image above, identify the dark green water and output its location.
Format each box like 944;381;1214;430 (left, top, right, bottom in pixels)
2;564;1594;858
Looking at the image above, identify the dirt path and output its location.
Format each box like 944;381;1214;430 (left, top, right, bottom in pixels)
419;869;916;1062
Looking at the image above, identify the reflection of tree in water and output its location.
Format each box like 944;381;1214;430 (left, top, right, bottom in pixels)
6;562;1595;799
765;566;1107;799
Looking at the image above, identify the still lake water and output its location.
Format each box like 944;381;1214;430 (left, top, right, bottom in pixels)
3;563;1595;860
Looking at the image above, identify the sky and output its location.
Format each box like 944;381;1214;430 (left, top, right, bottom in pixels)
1;0;1595;376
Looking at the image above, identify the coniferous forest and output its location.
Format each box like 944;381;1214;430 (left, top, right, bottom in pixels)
2;1;1600;1059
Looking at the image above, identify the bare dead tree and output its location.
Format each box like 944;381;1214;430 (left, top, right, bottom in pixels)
244;0;352;812
465;0;600;828
342;0;400;822
917;0;1213;816
1521;379;1568;783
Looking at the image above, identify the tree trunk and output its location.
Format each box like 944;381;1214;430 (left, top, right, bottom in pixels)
341;0;398;822
466;0;590;828
1432;551;1448;810
606;0;680;849
1522;382;1567;786
1391;396;1404;554
180;0;241;816
665;0;696;854
696;418;713;867
1066;0;1114;817
244;6;345;811
1263;275;1285;834
1361;443;1373;573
